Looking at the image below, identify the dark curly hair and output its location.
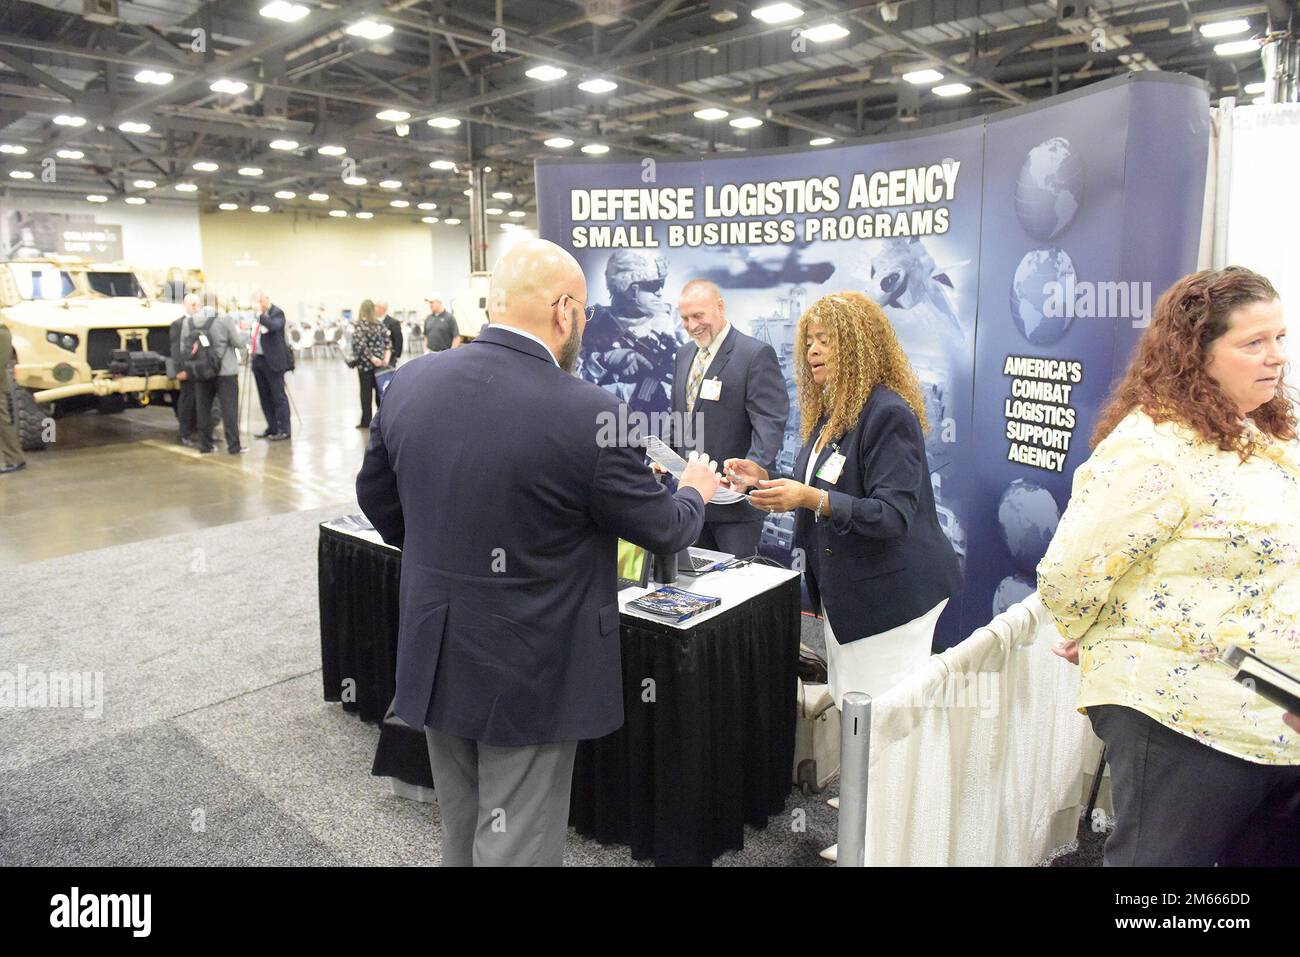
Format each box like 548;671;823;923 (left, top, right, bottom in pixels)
1092;266;1294;458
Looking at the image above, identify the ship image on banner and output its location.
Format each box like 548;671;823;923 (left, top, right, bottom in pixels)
537;73;1210;645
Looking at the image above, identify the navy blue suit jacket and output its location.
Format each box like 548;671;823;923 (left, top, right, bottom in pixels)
356;325;706;746
254;304;290;373
671;326;788;524
794;385;962;642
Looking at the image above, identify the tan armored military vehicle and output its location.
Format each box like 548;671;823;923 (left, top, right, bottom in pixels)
1;258;181;451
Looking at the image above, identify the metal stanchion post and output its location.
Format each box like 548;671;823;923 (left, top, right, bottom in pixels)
836;691;872;867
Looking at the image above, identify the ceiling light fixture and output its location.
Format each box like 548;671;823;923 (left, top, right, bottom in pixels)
421;216;439;224
317;145;347;156
581;143;610;154
543;136;574;148
56;149;84;160
378;179;401;189
492;191;512;201
1215;38;1261;56
803;22;848;42
134;69;174;85
174;183;198;192
578;78;618;93
210;78;248;95
133;179;157;189
9;170;33;180
260;1;309;23
375;108;411;123
251;204;270;213
125;196;147;205
274;190;296;199
429;159;456;170
485;206;504;215
417;202;437;210
933;82;972;96
1244;81;1266;95
443;217;461;225
346;19;393;40
752;2;803;24
343;175;367;186
525;64;568;82
86;194;108;203
694;107;729;120
809;136;835;146
507;209;526;218
269;139;299;150
118;121;151;134
192;161;219;172
238;167;264;177
308;192;329;201
52;114;86;127
390;200;409;208
1200;19;1250;38
218;203;239;210
355;211;373;219
730;116;763;129
427;116;461;129
329;209;348;217
903;68;944;84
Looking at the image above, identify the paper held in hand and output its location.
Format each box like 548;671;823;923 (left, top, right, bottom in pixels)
644;435;744;505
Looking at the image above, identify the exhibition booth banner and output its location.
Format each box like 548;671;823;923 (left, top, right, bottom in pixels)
536;73;1209;645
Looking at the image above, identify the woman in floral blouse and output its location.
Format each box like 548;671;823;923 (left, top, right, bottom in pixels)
1038;266;1297;866
352;298;392;428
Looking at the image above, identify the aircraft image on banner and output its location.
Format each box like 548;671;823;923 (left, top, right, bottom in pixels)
695;242;835;289
862;237;968;340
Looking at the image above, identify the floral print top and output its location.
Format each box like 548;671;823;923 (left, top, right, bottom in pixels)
353;322;391;368
1037;409;1300;764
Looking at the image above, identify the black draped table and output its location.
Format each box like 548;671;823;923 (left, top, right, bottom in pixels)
319;516;801;866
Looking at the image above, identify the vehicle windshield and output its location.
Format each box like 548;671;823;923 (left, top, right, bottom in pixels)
10;265;76;300
85;271;145;298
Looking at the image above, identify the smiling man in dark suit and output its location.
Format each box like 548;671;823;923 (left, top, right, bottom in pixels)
356;238;721;866
670;279;789;558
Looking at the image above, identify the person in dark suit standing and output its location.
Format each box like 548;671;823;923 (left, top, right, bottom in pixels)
670;279;788;557
356;238;720;866
251;292;291;441
376;300;403;363
725;291;960;698
167;310;196;446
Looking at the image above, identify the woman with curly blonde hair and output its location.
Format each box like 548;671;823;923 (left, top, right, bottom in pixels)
726;291;962;709
1038;265;1299;866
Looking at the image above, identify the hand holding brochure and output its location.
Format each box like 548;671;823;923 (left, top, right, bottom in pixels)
644;435;744;505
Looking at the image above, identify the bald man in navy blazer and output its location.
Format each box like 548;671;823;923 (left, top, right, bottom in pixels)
671;279;789;558
357;239;720;866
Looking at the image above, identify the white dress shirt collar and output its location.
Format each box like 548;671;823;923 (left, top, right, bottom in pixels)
489;323;560;368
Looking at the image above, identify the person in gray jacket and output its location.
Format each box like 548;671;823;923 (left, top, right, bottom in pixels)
181;293;248;455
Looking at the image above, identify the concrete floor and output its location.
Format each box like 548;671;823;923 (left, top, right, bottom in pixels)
0;355;368;568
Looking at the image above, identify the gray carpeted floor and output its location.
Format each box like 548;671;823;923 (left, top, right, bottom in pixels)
0;504;1100;866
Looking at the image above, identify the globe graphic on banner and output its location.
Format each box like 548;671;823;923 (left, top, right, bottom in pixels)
997;479;1060;573
993;573;1036;617
1014;136;1084;241
1010;247;1076;345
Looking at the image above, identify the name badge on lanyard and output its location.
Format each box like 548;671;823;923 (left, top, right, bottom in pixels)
816;444;845;484
699;377;721;402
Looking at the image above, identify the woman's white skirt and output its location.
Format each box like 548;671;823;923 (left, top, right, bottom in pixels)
823;598;948;706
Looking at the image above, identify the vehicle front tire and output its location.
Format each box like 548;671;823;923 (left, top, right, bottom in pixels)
6;366;51;452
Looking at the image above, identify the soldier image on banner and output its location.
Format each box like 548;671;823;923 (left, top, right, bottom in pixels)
579;250;687;415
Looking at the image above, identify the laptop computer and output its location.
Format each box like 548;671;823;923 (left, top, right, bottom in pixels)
617;540;652;590
678;545;734;576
